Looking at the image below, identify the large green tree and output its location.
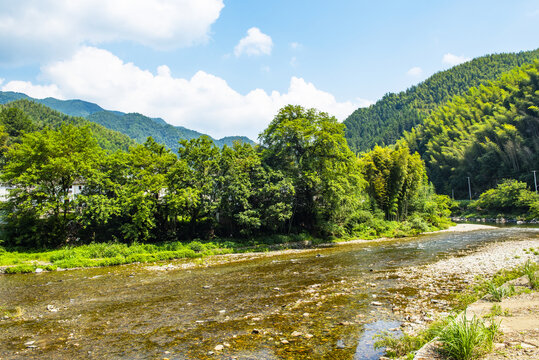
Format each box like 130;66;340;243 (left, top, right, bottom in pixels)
1;125;102;247
259;105;364;236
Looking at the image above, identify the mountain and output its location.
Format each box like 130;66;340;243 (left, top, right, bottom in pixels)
87;110;255;149
402;60;539;198
0;91;255;149
1;99;135;151
344;48;539;153
0;91;106;117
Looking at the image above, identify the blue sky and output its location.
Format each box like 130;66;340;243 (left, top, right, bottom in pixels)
0;0;538;140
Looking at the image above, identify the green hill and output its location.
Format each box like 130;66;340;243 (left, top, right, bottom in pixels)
402;61;539;198
344;48;539;153
1;99;135;151
0;91;106;117
0;91;255;149
87;110;255;150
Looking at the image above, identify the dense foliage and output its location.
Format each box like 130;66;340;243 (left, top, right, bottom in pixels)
0;105;451;248
0;100;134;151
467;180;539;218
0;91;255;149
344;48;539;153
358;145;451;229
404;61;539;198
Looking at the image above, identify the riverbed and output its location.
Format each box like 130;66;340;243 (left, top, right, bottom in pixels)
1;226;537;359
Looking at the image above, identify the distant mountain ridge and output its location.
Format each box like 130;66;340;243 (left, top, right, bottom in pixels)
0;91;255;149
344;48;539;153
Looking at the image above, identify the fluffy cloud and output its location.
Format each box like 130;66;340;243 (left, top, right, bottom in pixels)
2;47;368;140
442;53;471;66
2;81;64;99
234;27;273;57
407;66;423;76
0;0;224;64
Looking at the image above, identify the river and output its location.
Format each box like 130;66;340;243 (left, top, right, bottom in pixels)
0;227;537;359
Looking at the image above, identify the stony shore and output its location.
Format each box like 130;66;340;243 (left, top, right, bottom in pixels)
390;226;538;359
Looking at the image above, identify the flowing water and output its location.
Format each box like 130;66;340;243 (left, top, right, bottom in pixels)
1;227;537;359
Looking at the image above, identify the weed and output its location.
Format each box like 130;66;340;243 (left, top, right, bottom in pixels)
484;304;511;318
486;281;511;302
438;312;499;360
374;318;449;358
523;260;538;289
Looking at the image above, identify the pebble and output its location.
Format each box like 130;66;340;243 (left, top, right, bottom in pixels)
291;331;302;337
371;301;383;306
214;344;224;351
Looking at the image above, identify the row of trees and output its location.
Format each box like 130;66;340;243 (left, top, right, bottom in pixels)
0;105;450;248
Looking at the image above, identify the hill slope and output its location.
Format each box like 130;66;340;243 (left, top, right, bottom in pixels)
87;110;255;149
344;48;539;153
0;91;255;149
402;61;539;198
1;99;135;151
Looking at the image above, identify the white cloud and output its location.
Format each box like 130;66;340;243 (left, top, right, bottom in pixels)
407;66;423;76
234;27;273;57
442;53;471;66
0;0;224;64
2;81;64;99
5;47;367;141
290;56;298;67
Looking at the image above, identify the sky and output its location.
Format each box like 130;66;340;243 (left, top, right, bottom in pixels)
0;1;538;140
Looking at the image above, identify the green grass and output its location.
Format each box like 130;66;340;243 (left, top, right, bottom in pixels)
0;240;239;273
483;304;510;319
523;260;538;290
0;221;454;274
455;261;538;309
486;281;513;302
374;318;449;358
438;312;499;360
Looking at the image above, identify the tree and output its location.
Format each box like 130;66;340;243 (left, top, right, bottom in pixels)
259;105;364;237
167;136;221;239
359;145;427;221
1;125;102;247
217;142;294;237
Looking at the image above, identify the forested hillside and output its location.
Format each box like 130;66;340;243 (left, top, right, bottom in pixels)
403;61;539;199
0;99;134;151
344;48;539;153
0;91;255;148
0;91;105;117
87;110;254;149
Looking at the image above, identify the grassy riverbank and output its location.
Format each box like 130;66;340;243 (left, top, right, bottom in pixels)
377;250;539;359
0;220;454;274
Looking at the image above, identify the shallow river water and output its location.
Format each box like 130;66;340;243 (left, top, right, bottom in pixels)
1;227;537;359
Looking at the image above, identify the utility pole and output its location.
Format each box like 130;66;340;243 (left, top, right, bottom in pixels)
467;177;472;200
533;170;538;194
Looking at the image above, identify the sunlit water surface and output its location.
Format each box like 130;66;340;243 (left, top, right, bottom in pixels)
1;227;537;359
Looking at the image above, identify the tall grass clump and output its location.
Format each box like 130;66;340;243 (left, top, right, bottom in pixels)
438;312;499;360
486;281;512;302
523;260;538;289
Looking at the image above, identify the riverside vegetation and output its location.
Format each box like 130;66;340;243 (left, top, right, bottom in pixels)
375;260;538;359
0;104;452;272
1;50;538;273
